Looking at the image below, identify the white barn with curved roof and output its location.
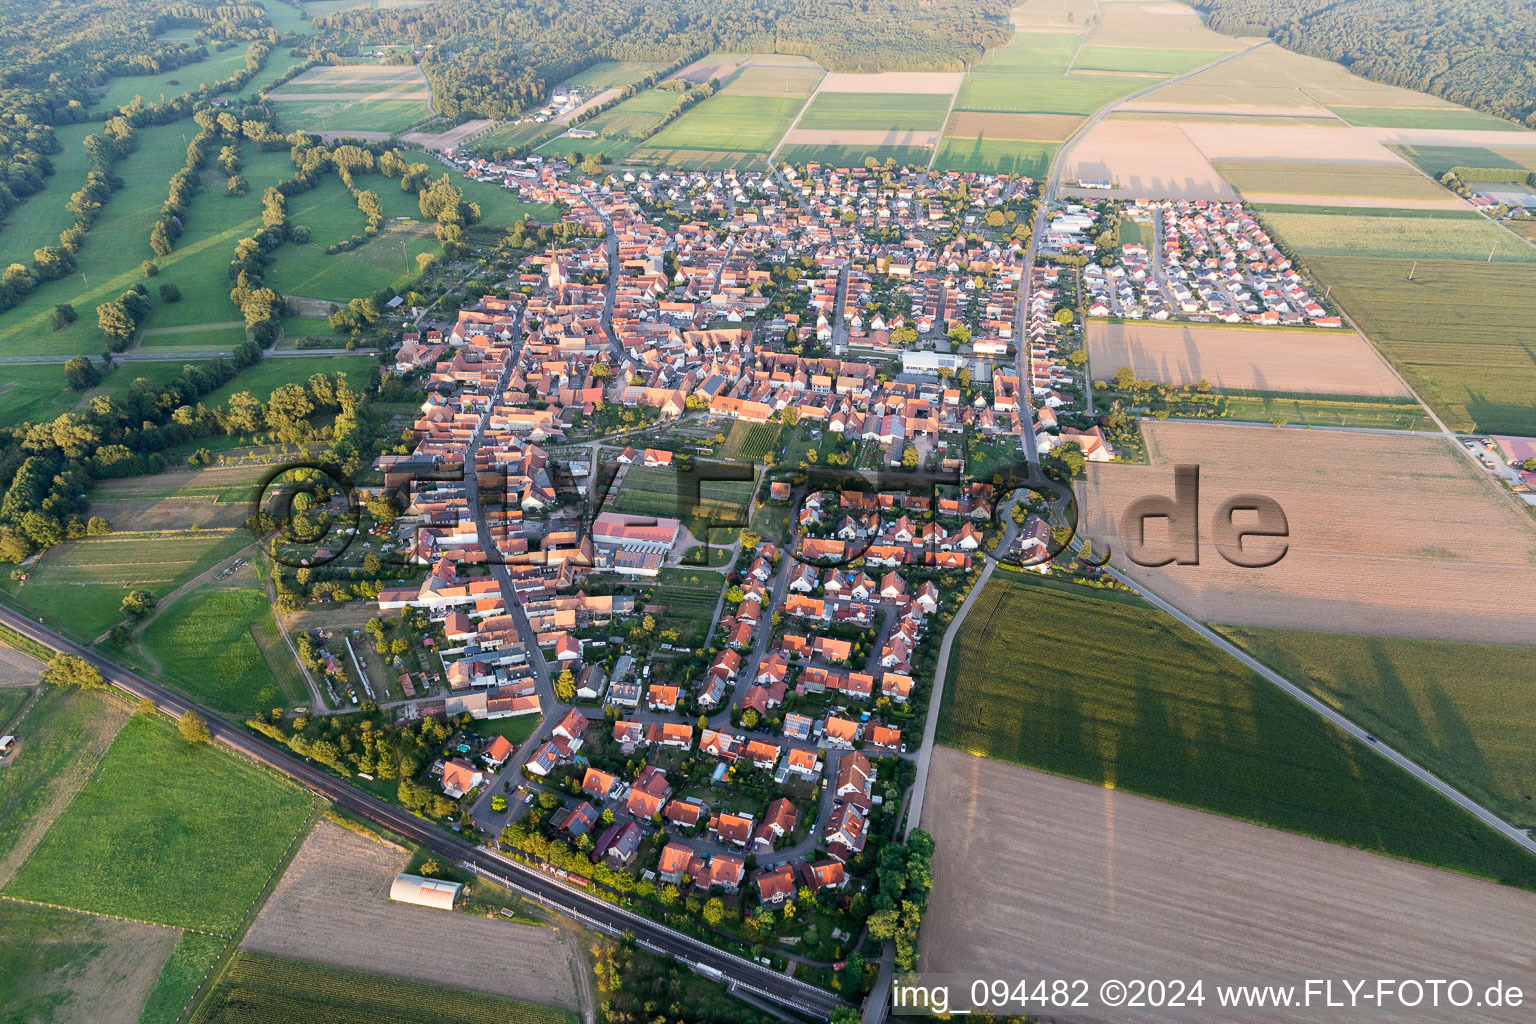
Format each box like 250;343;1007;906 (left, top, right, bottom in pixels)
389;872;462;910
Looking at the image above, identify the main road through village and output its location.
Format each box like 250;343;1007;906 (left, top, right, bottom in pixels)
0;605;849;1022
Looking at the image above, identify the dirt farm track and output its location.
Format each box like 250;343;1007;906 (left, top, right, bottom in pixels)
919;748;1536;1024
241;819;581;1010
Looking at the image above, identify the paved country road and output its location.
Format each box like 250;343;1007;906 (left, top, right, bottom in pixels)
0;605;849;1022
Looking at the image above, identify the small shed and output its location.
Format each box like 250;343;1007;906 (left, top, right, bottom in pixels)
389;873;462;910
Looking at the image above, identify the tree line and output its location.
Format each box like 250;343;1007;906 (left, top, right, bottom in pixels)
0;0;296;237
1191;0;1536;128
314;0;1012;120
0;343;380;564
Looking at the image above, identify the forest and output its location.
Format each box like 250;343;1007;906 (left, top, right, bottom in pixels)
1191;0;1536;127
317;0;1013;119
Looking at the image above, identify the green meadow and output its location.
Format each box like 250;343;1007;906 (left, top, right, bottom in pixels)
4;711;312;933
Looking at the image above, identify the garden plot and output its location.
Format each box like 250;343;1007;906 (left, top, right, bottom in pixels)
1077;419;1536;644
1086;322;1411;397
1066;120;1235;198
242;819;579;1009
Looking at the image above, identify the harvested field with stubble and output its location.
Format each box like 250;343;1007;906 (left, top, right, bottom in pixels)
1354;126;1536;150
1182;121;1401;163
1150;44;1450;111
242;819;580;1010
815;71;961;94
1067;120;1235;198
1089;0;1248;50
1212;159;1451;200
921;748;1536;1024
1078;420;1536;644
1086;321;1411;396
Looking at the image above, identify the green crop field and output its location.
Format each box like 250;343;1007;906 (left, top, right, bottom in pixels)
4;712;312;932
642;95;808;154
142;586;308;714
1219;626;1536;831
474;120;563;153
1072;46;1229;75
1250;203;1480;219
0;529;251;643
932;138;1056;177
938;575;1536;888
0;685;129;873
544;133;645;162
270;96;432;133
974;29;1084;74
955;72;1145;115
274;81;424;97
561;60;670;91
626;147;769;171
796;93;952;132
1213;393;1435;430
1306;254;1536;434
137;933;230;1024
192;951;577;1024
776;143;933;169
1263;211;1536;262
1389;144;1531;177
1328;106;1525;131
572;88;678;139
1213;159;1450;200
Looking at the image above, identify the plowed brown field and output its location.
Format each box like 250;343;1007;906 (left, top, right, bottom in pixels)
1077;419;1536;644
1087;322;1411;396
